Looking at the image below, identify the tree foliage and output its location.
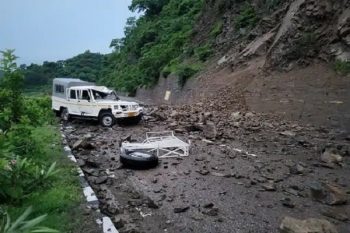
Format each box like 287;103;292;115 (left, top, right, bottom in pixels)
21;50;107;87
104;0;204;93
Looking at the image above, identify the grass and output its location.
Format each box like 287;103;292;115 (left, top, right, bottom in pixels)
3;125;84;232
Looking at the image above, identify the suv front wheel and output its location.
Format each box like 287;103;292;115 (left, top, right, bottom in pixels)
99;112;115;127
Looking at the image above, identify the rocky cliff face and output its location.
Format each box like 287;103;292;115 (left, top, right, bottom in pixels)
203;0;350;70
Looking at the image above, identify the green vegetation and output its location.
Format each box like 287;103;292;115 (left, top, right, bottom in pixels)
103;0;205;93
334;60;350;75
21;50;107;92
176;63;201;88
235;3;259;30
210;20;223;38
195;44;213;62
0;50;83;232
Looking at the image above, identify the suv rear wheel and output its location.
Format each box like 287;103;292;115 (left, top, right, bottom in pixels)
99;112;115;127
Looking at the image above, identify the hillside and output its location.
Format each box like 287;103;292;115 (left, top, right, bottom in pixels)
19;0;350;129
128;0;350;131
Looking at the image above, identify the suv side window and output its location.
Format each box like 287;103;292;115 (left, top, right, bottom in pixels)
81;90;90;101
70;89;77;99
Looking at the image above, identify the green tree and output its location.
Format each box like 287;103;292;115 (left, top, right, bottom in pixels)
0;49;24;129
129;0;170;15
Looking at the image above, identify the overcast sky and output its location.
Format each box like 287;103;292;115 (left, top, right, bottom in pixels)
0;0;136;65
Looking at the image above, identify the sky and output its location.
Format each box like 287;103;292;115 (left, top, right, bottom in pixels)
0;0;137;65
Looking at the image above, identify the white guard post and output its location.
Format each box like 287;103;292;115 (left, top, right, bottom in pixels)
121;131;190;158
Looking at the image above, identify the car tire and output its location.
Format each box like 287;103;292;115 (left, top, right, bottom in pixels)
120;149;158;169
99;112;115;127
61;108;70;121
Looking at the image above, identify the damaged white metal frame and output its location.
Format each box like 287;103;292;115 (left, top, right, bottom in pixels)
121;131;190;158
61;128;119;233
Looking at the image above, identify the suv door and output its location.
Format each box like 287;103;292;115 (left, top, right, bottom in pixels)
78;89;94;116
68;89;80;114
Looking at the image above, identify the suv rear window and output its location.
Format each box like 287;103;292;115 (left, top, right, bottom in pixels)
55;84;64;93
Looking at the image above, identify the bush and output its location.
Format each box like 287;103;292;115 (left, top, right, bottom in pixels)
334;60;350;75
0;207;58;233
235;3;259;30
210;21;223;38
0;155;58;204
176;64;200;88
195;44;213;62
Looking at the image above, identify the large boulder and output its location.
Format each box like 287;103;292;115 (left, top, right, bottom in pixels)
279;216;338;233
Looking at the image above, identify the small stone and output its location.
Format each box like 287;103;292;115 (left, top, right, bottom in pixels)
203;203;214;208
113;216;125;228
290;163;305;174
196;169;210;175
262;182;276;191
95;176;108;184
202;207;219;216
152;178;158;184
174;205;190;213
281;197;295;208
280;131;296;137
320;149;343;167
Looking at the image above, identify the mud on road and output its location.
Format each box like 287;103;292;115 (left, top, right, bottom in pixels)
62;105;350;233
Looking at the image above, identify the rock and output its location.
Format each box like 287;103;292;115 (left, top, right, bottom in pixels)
72;138;95;150
211;172;226;177
113;216;126;228
203;203;214;208
151;178;158;184
202;139;214;145
280;131;296;137
76;159;85;167
174;205;190;213
280;197;295;208
72;139;84;150
145;198;159;209
95;176;108;184
121;135;132;142
279;216;338;233
262;182;276;191
325;184;348;205
85;159;100;168
202;122;217;139
310;182;348;205
290;163;305;175
196;169;210;176
202;207;219;216
231;112;241;121
321;208;349;222
320;149;343;168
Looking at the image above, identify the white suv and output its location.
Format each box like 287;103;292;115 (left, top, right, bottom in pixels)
51;78;143;127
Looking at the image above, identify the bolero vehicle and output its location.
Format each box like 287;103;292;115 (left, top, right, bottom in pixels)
51;78;143;127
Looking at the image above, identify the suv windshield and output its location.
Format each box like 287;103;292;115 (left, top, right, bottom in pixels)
92;90;119;101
